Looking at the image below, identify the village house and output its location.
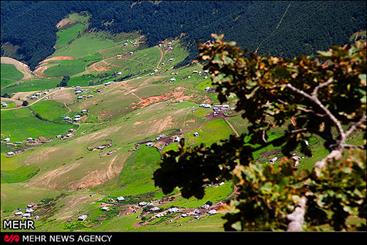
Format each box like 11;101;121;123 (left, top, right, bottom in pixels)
269;157;278;164
150;207;160;212
6;151;15;157
66;133;73;137
101;207;110;211
208;210;217;215
167;207;179;213
3;137;10;142
146;142;154;147
155;213;164;218
138;202;148;206
23;213;31;218
116;196;125;202
199;103;211;108
1;102;8;107
173;136;180;142
78;215;88;221
193;132;199;137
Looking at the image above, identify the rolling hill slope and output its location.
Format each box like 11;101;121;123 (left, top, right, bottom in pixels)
1;10;365;232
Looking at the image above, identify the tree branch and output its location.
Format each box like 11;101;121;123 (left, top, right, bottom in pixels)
344;115;366;139
287;196;307;231
285;83;345;143
311;78;334;97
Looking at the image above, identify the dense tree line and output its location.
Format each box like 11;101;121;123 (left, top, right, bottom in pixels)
1;1;366;69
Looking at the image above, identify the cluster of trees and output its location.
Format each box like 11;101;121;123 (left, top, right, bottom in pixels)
154;34;366;231
58;75;70;87
1;1;366;69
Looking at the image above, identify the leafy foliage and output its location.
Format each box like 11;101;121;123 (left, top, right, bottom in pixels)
58;75;70;87
153;35;366;231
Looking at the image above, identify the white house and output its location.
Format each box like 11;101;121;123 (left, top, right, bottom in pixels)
23;213;31;218
150;207;160;212
14;211;23;216
3;137;10;142
208;210;217;215
193;132;199;137
168;207;179;213
138;202;148;206
155;213;164;218
117;196;125;202
101;207;110;211
25;208;34;213
78;215;88;221
6;152;15;157
202;204;210;209
146;142;154;147
199;104;211;108
173;136;180;142
269;157;278;164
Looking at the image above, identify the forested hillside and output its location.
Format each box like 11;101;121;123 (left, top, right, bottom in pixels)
1;1;366;69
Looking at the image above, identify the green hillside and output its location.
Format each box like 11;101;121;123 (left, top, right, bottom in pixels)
1;63;23;89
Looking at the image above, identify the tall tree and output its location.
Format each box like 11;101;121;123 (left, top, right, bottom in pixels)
153;34;366;231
